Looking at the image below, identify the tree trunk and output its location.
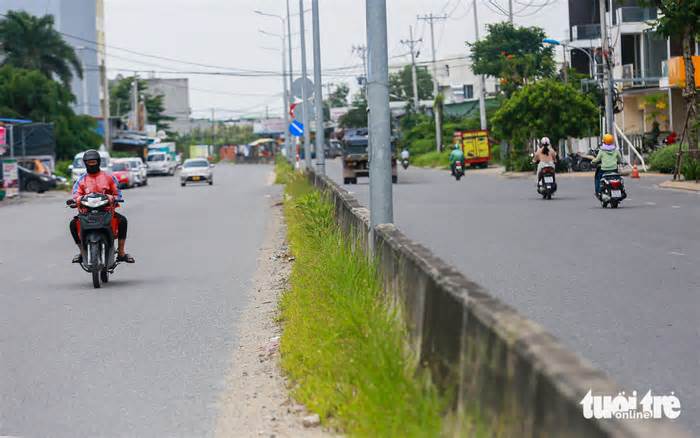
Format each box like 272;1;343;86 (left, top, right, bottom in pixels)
682;27;698;156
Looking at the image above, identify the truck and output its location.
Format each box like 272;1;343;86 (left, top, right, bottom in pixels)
341;128;397;185
457;130;491;168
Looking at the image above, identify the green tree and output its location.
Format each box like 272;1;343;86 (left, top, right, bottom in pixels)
110;76;175;132
0;65;100;158
389;65;434;102
491;79;598;148
338;93;368;128
469;22;555;96
0;11;83;87
327;83;350;108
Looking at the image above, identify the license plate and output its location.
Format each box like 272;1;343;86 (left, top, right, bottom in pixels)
611;190;622;197
192;176;201;181
544;177;554;183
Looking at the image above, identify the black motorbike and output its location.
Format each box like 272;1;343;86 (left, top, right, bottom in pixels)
564;151;595;172
597;171;627;208
401;158;409;170
452;160;465;181
537;166;557;200
68;193;121;288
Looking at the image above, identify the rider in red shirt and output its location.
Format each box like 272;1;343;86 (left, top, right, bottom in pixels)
70;149;135;264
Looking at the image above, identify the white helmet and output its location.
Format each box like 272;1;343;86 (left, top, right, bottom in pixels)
540;137;551;146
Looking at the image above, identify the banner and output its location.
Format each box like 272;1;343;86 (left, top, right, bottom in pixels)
2;159;19;198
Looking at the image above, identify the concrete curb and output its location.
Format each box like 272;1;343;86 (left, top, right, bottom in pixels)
659;180;700;192
305;170;689;438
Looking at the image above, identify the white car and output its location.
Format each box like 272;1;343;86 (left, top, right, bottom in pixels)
70;150;111;184
147;152;177;176
125;157;148;186
180;158;214;186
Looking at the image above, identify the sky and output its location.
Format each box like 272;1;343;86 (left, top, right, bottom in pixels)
104;0;570;120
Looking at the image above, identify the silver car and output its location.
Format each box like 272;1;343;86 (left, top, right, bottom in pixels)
180;158;214;186
126;157;148;186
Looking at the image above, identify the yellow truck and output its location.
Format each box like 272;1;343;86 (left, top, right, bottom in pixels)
457;130;490;168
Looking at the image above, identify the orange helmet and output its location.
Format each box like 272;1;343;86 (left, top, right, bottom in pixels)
603;133;614;145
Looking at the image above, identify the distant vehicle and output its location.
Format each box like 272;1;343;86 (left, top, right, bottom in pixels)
110;160;136;189
537;166;557;200
125;157;148;186
70;150;111;184
18;165;58;192
146;152;177;176
564;151;595;172
597;171;627;208
452;160;465;181
341;128;397;184
180;158;214;186
458;130;490;169
324;140;343;159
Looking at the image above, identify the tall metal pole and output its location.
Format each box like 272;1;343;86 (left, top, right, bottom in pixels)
100;59;111;151
508;0;514;23
401;26;422;111
311;0;325;175
419;13;447;152
286;0;295;162
473;0;488;130
366;0;393;227
298;0;311;170
599;0;615;134
281;19;291;163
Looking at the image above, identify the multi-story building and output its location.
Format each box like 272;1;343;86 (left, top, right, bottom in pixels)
143;78;192;135
431;55;499;105
0;0;105;117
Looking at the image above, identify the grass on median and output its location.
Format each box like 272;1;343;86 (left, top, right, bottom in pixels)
274;155;295;185
278;172;447;437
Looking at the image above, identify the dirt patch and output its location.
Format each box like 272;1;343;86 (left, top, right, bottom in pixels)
215;198;333;438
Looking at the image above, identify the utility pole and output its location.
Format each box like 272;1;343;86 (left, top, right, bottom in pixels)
286;0;295;163
130;76;139;131
280;18;291;164
352;45;368;98
418;14;447;152
211;108;216;150
508;0;514;23
366;0;393;227
100;57;111;151
598;0;615;134
401;26;422;112
473;0;488;130
312;0;325;175
298;0;311;170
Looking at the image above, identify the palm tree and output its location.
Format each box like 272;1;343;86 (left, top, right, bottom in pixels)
0;10;83;87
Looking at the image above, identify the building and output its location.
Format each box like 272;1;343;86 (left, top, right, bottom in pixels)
0;0;105;117
431;55;499;104
143;78;192;135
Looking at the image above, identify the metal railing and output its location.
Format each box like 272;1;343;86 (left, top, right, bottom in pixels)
615;124;648;171
616;7;657;24
571;24;601;40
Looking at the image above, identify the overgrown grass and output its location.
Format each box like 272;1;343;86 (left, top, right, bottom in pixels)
278;172;446;437
412;150;451;169
274;155;295;184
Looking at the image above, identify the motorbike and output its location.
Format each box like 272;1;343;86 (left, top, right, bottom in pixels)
452;161;465;181
67;193;122;288
597;171;627;208
564;151;595;172
537;166;557;200
401;158;409;170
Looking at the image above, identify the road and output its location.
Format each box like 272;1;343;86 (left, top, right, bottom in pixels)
327;159;700;433
0;164;277;437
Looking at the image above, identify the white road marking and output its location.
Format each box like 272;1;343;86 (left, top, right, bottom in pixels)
672;205;681;209
669;251;686;256
645;201;657;206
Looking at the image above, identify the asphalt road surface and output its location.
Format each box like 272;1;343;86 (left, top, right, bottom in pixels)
0;164;277;437
327;159;699;433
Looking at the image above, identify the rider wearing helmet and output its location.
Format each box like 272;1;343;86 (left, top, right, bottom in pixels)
449;142;465;175
69;149;135;264
592;134;622;195
532;137;557;184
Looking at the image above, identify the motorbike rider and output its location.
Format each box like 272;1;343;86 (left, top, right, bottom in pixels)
400;147;410;161
449;143;465;175
70;149;135;264
532;137;557;184
592;133;623;195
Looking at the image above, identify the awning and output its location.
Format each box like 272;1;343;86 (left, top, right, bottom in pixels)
249;138;276;147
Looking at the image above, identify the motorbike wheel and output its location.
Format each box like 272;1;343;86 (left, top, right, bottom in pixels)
100;269;109;283
611;201;619;209
455;174;462;181
92;271;102;288
579;161;591;172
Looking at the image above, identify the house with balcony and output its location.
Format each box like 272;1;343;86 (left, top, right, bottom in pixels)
567;0;697;147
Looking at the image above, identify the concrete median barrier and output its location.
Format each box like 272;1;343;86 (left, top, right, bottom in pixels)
306;171;688;438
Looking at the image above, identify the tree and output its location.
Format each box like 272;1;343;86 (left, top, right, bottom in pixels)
338;93;368;128
491;79;598;149
110;76;175;132
326;83;350;108
641;0;700;156
389;65;434;102
0;65;100;158
469;22;555;96
0;11;83;87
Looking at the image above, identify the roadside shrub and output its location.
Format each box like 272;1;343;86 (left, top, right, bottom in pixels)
54;159;72;178
412;149;450;168
274;155;294;184
682;157;700;181
649;144;686;173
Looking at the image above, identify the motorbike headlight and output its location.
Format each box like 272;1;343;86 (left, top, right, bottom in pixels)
81;198;109;208
40;176;51;182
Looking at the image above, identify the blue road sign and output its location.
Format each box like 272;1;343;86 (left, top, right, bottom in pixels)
289;120;304;137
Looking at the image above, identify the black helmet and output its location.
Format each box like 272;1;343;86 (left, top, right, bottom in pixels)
83;149;101;174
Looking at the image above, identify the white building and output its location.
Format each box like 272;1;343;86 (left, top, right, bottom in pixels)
0;0;106;117
143;78;192;135
431;55;499;104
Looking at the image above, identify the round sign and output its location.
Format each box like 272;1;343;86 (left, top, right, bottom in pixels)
291;77;314;100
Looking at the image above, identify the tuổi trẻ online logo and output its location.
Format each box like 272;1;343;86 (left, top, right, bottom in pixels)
581;390;681;420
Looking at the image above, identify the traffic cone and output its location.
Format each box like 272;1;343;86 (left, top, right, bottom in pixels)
631;164;640;179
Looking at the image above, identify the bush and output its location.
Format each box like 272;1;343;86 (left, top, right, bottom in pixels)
649;144;686;173
54;159;72;178
412;150;450;168
682;157;700;181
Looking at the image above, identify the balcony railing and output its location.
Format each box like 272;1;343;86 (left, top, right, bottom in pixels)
616;7;657;24
571;24;601;40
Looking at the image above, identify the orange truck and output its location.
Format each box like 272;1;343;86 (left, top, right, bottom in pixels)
455;130;490;168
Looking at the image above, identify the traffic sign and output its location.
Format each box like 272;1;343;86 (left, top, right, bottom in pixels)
289;120;304;137
291;77;314;100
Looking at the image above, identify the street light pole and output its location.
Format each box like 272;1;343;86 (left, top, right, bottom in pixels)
286;0;295;163
311;0;325;175
298;0;311;170
366;0;393;227
473;0;488;130
599;0;615;134
418;13;447;152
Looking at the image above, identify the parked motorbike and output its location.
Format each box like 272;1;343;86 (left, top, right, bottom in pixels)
537;166;557;200
597;171;627;208
401;158;409;170
67;193;122;288
452;161;465;181
564;151;595;172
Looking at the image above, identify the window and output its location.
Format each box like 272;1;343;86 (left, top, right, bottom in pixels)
463;84;474;99
111;162;129;172
184;160;209;168
147;154;165;162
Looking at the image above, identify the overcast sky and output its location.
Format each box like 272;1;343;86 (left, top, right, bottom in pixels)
104;0;569;120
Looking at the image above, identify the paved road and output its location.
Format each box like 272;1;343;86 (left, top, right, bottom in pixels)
327;159;700;433
0;164;276;437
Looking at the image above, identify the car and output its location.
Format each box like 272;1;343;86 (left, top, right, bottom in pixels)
70;150;111;184
180;158;214;186
325;139;343;159
110;160;136;189
147;152;177;176
125;157;148;186
18;165;58;193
